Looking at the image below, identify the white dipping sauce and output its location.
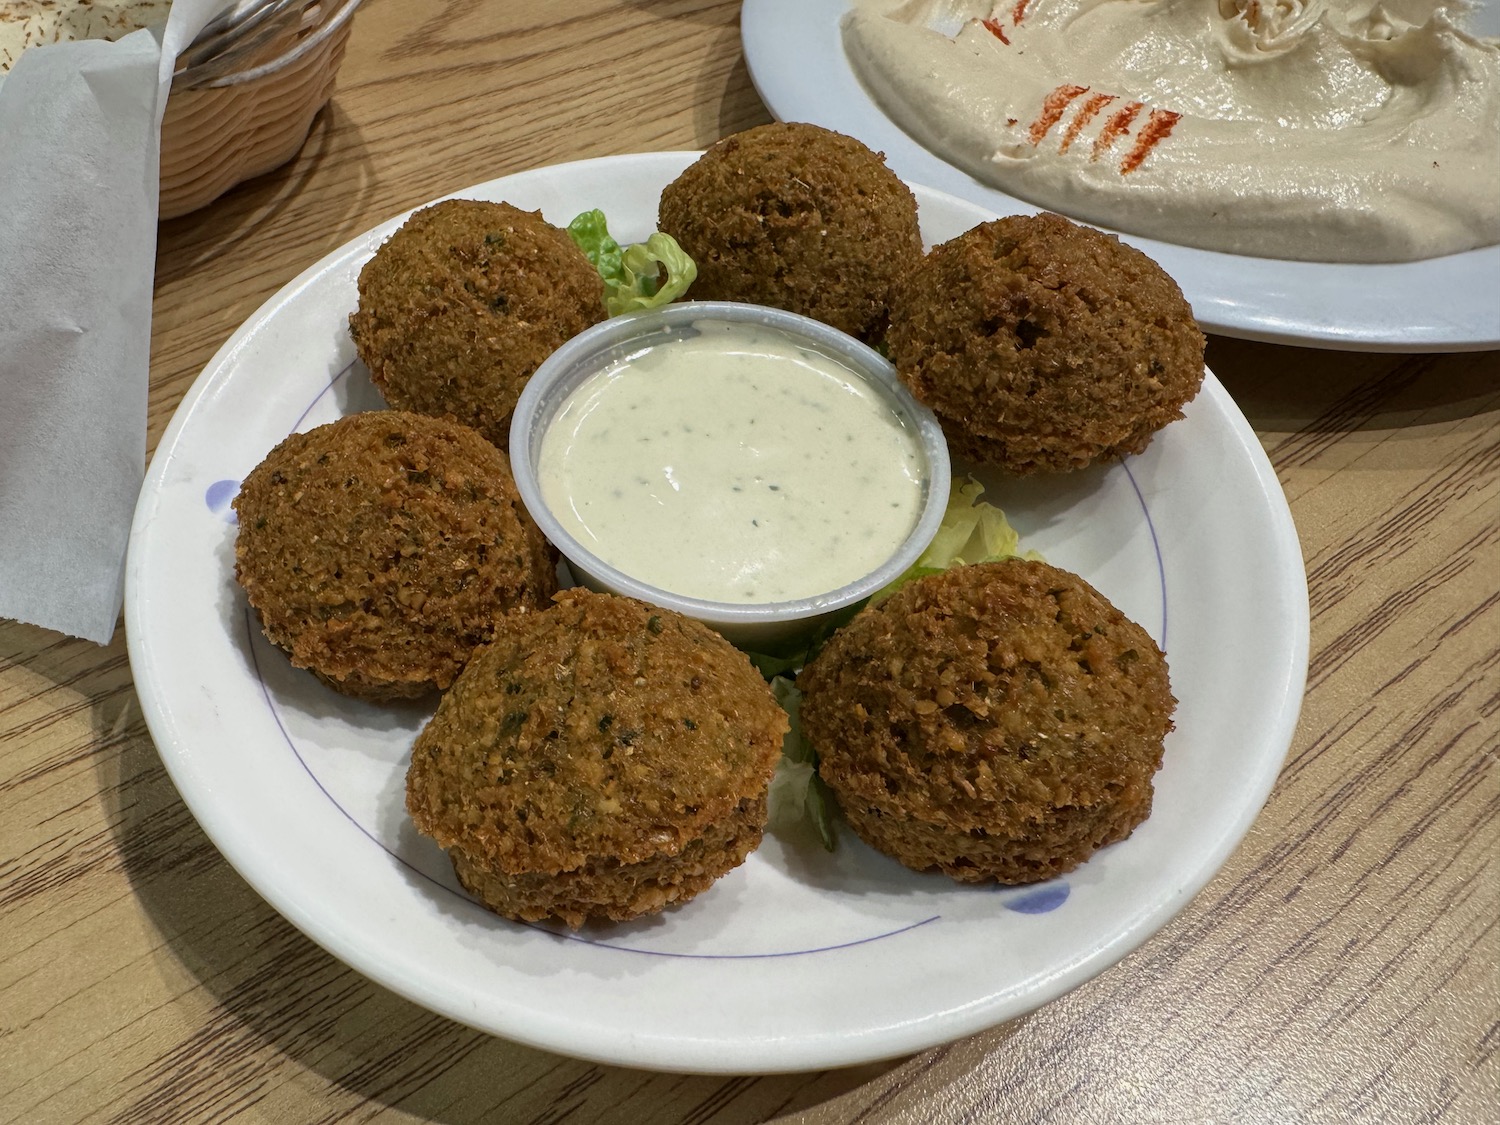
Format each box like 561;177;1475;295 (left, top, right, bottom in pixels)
538;320;928;604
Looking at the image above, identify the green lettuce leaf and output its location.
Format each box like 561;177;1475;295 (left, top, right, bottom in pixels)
870;477;1040;604
750;476;1038;852
765;676;837;852
567;209;697;317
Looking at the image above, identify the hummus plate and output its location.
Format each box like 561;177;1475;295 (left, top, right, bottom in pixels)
126;152;1309;1073
742;0;1500;351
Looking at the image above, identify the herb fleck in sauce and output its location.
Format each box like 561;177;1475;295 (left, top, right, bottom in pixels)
538;321;927;603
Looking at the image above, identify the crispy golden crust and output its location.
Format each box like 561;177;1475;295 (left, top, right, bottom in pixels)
348;199;605;447
798;559;1175;883
448;796;769;928
887;213;1206;474
405;589;788;927
657;122;922;342
232;411;557;701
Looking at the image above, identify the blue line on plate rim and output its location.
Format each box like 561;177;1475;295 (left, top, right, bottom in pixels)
1121;459;1168;647
236;350;1174;958
244;606;943;959
290;359;358;432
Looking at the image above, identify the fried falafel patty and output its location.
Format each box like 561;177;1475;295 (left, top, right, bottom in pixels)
232;411;557;701
657;122;922;342
405;589;789;928
348;199;605;447
798;559;1175;884
887;213;1205;474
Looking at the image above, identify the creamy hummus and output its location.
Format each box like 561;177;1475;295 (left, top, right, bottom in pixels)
844;0;1500;261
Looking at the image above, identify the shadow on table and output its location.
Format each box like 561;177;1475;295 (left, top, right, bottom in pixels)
155;100;378;291
90;676;928;1124
1206;336;1500;451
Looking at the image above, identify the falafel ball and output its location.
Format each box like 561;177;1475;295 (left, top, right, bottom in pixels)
657;122;922;342
798;559;1175;884
405;589;789;928
232;410;557;701
348;199;605;447
887;213;1205;474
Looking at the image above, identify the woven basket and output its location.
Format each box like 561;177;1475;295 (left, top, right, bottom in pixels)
159;0;361;219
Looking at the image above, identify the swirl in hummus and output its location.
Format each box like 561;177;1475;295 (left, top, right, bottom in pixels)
843;0;1500;261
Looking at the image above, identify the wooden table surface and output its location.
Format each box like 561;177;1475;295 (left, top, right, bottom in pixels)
3;2;1497;1121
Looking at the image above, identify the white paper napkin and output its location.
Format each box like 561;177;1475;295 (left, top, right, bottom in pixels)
0;0;230;643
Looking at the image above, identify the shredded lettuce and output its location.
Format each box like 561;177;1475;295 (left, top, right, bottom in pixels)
752;476;1037;852
870;477;1040;604
567;209;697;317
764;676;837;851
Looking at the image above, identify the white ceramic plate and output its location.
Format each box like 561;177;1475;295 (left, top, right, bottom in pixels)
741;0;1500;351
126;152;1309;1074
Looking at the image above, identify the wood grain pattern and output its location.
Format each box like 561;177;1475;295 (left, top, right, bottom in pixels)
3;2;1498;1122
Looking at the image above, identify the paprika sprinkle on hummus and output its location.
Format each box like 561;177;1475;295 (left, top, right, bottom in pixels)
844;0;1500;262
